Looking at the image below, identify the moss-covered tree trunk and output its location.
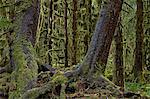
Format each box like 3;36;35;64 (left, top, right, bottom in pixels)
133;0;144;82
72;0;77;65
143;0;150;81
0;1;8;99
47;0;53;65
65;1;123;95
113;18;124;91
8;0;40;98
69;0;123;77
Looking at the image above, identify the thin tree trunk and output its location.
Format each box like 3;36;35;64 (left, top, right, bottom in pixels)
64;0;68;67
84;0;92;54
48;0;53;65
144;0;150;74
133;0;144;82
144;29;150;71
72;0;77;65
113;19;124;91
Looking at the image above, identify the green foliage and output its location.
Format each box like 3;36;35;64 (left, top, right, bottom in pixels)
51;71;68;84
0;16;11;29
125;82;150;96
0;37;9;62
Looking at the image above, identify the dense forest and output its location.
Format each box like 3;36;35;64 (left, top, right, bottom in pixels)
0;0;150;98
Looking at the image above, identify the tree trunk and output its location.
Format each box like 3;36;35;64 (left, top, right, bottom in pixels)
19;0;123;98
0;1;9;98
143;0;150;80
71;0;123;77
64;0;68;67
113;19;124;91
48;0;53;65
9;1;40;98
144;29;150;71
72;0;77;65
133;0;144;82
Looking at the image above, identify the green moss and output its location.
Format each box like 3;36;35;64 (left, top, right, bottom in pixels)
0;73;10;93
22;88;42;99
9;38;38;99
81;62;89;75
51;71;68;84
21;81;54;99
7;1;40;98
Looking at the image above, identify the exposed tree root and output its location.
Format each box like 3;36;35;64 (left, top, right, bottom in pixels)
21;65;124;99
0;67;7;74
65;63;121;94
19;66;150;99
22;81;53;99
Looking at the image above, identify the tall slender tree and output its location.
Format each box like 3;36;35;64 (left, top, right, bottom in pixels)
133;0;144;82
113;18;124;91
72;0;77;65
84;0;92;54
64;0;68;67
48;0;53;65
144;0;150;74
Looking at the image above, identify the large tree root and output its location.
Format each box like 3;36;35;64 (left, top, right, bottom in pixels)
0;67;7;74
22;81;53;99
20;64;150;99
21;66;123;98
21;72;149;98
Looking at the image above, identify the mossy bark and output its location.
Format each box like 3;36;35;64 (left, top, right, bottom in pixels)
113;18;124;91
72;0;123;77
65;1;123;96
133;0;144;82
9;38;38;98
0;0;10;98
8;0;40;98
72;0;78;65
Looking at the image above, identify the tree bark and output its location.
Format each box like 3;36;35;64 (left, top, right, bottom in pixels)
64;0;68;67
144;29;150;71
0;1;12;98
133;0;144;82
47;0;53;65
72;0;77;65
9;0;40;98
71;0;123;77
113;19;124;91
18;0;123;98
144;0;150;75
